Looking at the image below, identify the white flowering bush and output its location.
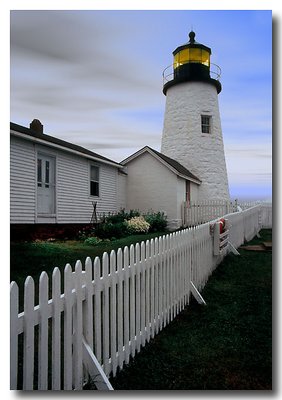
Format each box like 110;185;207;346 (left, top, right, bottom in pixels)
126;216;150;234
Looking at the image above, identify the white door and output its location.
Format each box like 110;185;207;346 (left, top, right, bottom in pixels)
37;154;55;214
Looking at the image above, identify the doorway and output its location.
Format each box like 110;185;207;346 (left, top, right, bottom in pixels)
37;154;55;215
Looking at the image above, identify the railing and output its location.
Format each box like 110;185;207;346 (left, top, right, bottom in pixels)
162;62;221;86
10;205;271;390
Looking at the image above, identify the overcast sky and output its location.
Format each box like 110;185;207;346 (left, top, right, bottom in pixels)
10;9;272;201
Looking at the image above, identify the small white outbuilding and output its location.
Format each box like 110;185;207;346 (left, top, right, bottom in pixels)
121;146;201;230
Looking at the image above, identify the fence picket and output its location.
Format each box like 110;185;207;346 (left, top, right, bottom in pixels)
52;267;61;390
117;248;124;369
64;264;73;390
102;252;110;376
135;243;141;352
84;257;94;350
93;257;102;364
140;242;146;347
150;239;155;338
129;244;136;357
154;238;159;334
38;272;49;390
110;250;117;377
23;276;35;390
175;232;180;315
145;240;151;341
10;282;19;390
73;261;83;390
123;247;130;364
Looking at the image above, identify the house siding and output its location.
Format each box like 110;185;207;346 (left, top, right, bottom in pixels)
10;134;119;224
56;152;91;223
177;177;186;223
10;136;36;223
125;152;179;228
117;171;127;210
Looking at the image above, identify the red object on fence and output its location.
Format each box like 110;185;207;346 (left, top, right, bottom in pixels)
219;218;225;234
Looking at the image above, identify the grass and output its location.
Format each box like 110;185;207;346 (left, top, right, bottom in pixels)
10;231;167;309
105;229;272;390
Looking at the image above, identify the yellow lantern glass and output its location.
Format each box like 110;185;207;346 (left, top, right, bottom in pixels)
173;48;210;69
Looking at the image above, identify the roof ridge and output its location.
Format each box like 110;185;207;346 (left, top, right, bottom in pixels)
148;147;201;183
10;122;122;167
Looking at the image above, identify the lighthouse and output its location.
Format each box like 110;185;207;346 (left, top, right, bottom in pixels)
161;31;230;201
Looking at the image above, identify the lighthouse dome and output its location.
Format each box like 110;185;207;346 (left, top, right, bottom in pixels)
163;31;221;95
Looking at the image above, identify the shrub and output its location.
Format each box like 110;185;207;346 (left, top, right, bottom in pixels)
125;216;150;234
101;209;140;225
84;236;101;246
94;210;166;239
144;211;167;232
95;221;129;239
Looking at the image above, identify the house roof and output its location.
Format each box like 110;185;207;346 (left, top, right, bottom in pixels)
121;146;201;184
10;122;123;169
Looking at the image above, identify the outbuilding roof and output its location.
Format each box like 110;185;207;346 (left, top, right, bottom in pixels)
121;145;201;184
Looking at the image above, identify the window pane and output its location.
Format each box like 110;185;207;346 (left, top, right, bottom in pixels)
45;161;50;184
189;48;202;63
201;115;211;133
173;53;180;69
178;49;189;64
91;166;99;181
201;49;210;67
90;181;99;196
37;159;42;183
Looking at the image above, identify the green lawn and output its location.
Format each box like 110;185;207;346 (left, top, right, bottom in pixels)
10;231;167;308
105;229;272;390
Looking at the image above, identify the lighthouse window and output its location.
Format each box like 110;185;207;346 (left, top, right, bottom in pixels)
201;115;211;134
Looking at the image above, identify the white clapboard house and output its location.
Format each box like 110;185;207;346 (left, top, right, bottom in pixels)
10;120;127;238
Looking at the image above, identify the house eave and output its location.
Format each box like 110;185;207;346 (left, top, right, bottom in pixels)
10;129;123;169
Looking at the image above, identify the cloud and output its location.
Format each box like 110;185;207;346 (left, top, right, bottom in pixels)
10;10;164;149
10;10;272;200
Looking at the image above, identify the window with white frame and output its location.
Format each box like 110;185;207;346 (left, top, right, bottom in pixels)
201;115;212;134
90;165;99;197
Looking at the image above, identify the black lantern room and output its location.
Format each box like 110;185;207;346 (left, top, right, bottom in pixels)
163;31;222;95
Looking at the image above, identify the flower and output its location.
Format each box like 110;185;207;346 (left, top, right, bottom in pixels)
126;216;150;233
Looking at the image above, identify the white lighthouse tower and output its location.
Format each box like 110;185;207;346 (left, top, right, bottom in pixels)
161;31;230;201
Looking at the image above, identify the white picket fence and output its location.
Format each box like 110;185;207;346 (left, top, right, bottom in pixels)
182;200;272;227
10;205;271;390
182;200;237;226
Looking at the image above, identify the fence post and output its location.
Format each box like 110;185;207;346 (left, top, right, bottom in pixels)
213;222;220;256
82;337;114;390
190;281;206;305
